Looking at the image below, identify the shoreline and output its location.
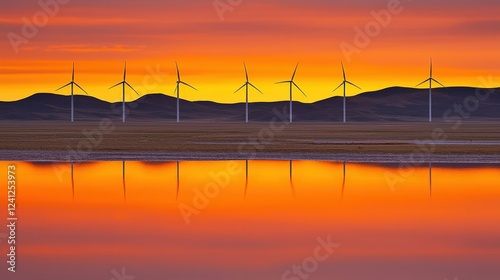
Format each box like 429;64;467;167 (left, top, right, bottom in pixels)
2;121;500;162
2;150;500;163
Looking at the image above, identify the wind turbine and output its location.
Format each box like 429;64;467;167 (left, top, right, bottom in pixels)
234;63;263;123
56;62;89;122
109;62;140;123
174;62;197;123
415;59;445;123
333;62;361;123
276;63;307;123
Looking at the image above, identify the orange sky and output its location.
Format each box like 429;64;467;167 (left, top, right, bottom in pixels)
1;0;499;103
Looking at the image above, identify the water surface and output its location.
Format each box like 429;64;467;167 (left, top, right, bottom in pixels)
0;161;499;280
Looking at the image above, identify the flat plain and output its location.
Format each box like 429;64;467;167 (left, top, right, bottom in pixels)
1;121;500;161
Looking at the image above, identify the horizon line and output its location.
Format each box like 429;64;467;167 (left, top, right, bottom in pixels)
8;85;498;105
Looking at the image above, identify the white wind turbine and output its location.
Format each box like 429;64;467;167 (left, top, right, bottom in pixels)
56;62;89;122
276;63;307;123
174;62;197;123
109;62;140;123
415;59;445;123
234;63;263;123
333;62;361;123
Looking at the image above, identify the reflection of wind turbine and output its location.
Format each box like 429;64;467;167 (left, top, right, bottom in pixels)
415;59;445;123
174;62;197;123
244;160;249;197
289;160;296;197
429;162;432;199
176;161;180;200
71;161;75;200
341;161;346;200
122;161;126;202
56;62;89;123
109;62;140;123
276;64;307;123
234;63;263;123
333;63;361;123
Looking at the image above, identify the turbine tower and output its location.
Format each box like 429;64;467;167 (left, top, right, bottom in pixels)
276;63;307;123
416;59;445;123
333;63;361;123
109;62;140;123
234;63;263;123
56;62;89;122
174;62;197;123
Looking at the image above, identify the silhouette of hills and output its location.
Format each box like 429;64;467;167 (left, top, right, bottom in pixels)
0;87;498;122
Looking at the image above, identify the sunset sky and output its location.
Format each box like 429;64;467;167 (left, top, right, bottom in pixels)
1;0;499;103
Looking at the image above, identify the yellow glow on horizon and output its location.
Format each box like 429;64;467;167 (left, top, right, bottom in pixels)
1;57;497;104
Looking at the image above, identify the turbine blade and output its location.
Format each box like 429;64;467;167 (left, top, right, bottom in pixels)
244;63;249;82
174;85;179;95
74;82;89;95
56;82;72;92
430;58;433;78
415;79;430;88
176;62;181;81
249;83;264;95
346;81;361;90
293;82;307;97
432;78;446;88
123;61;127;81
275;81;290;84
109;81;123;90
332;82;344;92
291;63;299;80
234;83;246;94
180;81;197;91
341;62;346;81
72;62;75;82
125;82;140;95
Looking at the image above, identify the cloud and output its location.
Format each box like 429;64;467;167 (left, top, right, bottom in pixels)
44;44;145;53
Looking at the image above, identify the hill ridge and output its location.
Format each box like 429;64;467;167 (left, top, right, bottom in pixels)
1;87;498;122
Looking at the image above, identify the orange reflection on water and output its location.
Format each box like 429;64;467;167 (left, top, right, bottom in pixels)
0;160;499;280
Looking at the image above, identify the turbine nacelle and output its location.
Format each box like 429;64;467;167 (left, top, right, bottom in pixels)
332;62;361;94
109;62;140;96
234;63;263;95
276;63;307;97
415;59;445;88
56;62;89;95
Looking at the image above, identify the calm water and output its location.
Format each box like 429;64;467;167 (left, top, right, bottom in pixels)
1;161;500;280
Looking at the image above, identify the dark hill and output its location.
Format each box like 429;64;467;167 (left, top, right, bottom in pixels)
0;87;498;122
